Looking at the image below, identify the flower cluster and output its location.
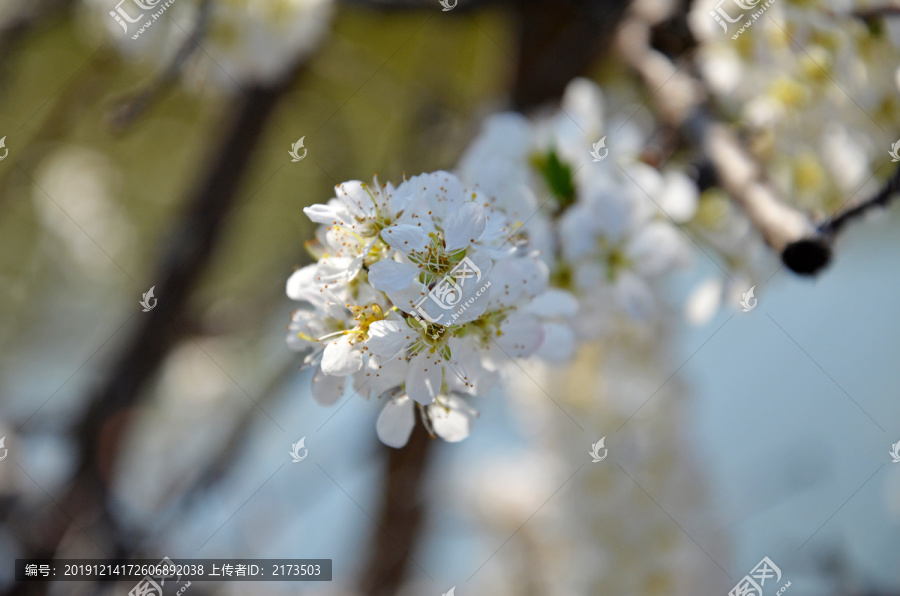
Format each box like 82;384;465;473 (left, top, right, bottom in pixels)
288;80;710;447
458;78;698;339
286;172;560;447
689;0;900;212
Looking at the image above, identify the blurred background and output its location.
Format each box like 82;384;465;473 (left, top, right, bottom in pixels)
1;0;899;595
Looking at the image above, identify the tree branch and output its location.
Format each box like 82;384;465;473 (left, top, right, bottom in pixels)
10;72;300;595
818;164;900;238
615;16;832;275
357;423;434;595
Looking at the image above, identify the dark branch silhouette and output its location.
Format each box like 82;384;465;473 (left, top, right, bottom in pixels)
8;69;302;595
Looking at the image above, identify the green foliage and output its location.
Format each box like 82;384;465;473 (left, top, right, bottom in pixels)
531;149;576;212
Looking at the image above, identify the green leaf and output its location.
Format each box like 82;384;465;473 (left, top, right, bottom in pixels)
531;149;576;212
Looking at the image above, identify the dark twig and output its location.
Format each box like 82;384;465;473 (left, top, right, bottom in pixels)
778;164;900;274
818;164;900;238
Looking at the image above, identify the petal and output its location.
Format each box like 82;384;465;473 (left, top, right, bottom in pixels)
286;310;320;351
311;368;345;406
616;271;656;320
534;322;577;363
559;204;597;260
335;181;375;218
525;289;579;317
316;257;358;285
584;185;636;242
368;259;421;293
406;351;442;405
320;335;363;376
443;279;492;325
448;336;500;389
484;254;545;309
495;312;545;358
426;395;478;443
303;201;344;225
684;277;723;326
381;224;431;255
561;77;605;139
376;396;415;448
406;171;464;219
627;222;688;277
366;320;412;358
443;202;486;253
286;265;317;300
384;281;432;318
356;354;408;400
659;170;698;223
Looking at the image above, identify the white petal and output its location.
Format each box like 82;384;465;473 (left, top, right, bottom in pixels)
659;171;698;223
356;355;408;400
320;335;363;376
381;224;431;254
534;322;577;363
559;204;598;260
335;181;375;218
627;221;687;277
406;351;442;405
584;185;636;242
525;289;579;317
496;312;545;358
316;257;358;285
427;395;478;443
286;311;319;351
684;277;723;326
616;271;656;320
443;280;492;325
376;396;415;448
311;368;345;406
368;259;421;293
624;162;665;207
303;201;344;225
561;77;605;139
445;337;499;395
442;202;486;253
484;254;545;310
406;171;464;218
366;320;412;357
286;265;317;300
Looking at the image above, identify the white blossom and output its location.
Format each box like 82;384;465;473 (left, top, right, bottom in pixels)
458;78;699;339
287;171;568;446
